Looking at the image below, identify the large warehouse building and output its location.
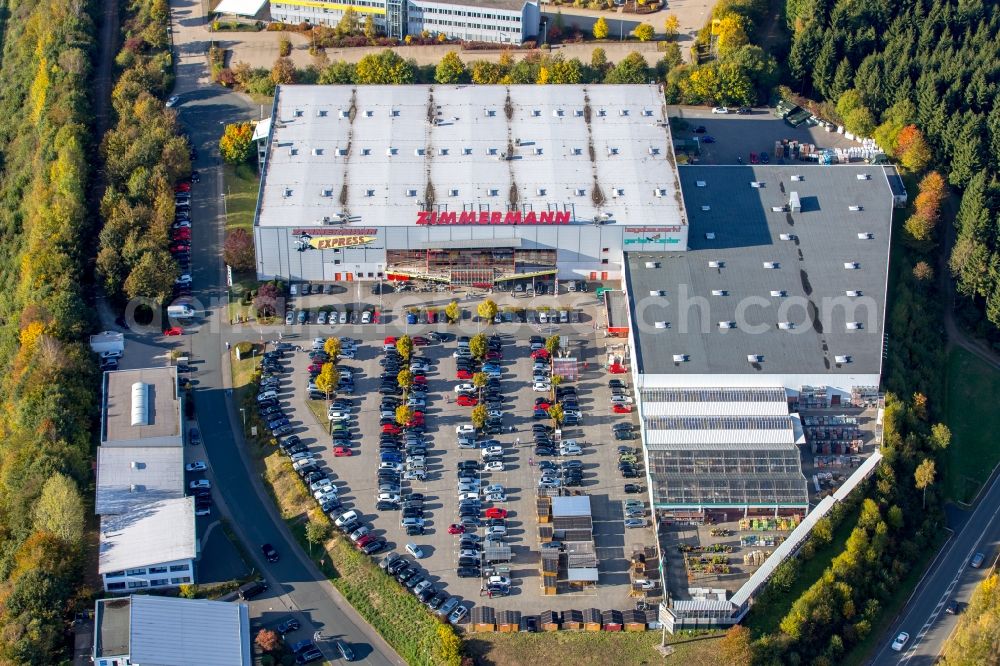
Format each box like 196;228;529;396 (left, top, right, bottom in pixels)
252;84;688;285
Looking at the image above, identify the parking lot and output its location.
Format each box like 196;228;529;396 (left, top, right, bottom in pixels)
260;291;660;621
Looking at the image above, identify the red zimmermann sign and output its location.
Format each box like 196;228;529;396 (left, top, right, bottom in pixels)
417;210;572;226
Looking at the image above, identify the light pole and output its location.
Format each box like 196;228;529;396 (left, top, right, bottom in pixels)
239;408;246;432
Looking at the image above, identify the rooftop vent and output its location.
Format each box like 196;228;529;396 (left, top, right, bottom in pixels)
654;188;668;197
613;188;625;197
312;148;323;156
701;205;711;211
696;181;706;187
654;321;670;329
844;262;860;270
857;173;871;180
846;290;863;297
770;290;788;297
390;109;400;117
415;148;425;156
288;147;297;156
751;181;764;188
650;290;666;296
711;289;728;296
708;260;724;268
364;110;373;117
858;232;874;240
534;147;543;155
283;187;292;198
791;175;803;181
848;205;863;211
608;147;620;156
338;110;349;118
705;232;716;240
846;321;864;330
130;382;149;427
293;109;303;117
406;189;417;197
574;109;583;117
572;147;583;156
747;354;764;364
553;109;565;117
488;188;499;197
598;109;607;117
772;206;790;212
763;262;780;269
317;109;327;117
536;188;547;196
575;188;586;197
672;354;689;363
644;261;660;269
643;109;653;117
336;148;348;156
532;109;541;117
449;189;459;197
835;355;853;364
486;109;496;117
718;321;736;329
321;188;333;197
463;147;472;155
488;148;498;156
439;148;448;156
619;109;629;116
779;233;797;240
648;146;661;155
366;189;375;197
778;322;795;330
387;147;398;156
361;148;371;156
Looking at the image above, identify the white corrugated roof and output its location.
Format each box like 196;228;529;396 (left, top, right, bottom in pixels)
214;0;267;16
642;428;796;446
129;595;252;666
98;497;196;572
95;446;184;515
551;495;592;518
257;84;684;229
640;399;789;417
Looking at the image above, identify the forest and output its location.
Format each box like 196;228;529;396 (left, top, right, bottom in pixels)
0;0;98;662
785;0;1000;337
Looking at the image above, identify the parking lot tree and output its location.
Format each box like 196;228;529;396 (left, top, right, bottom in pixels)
551;374;564;388
469;333;488;360
633;23;655;42
445;300;461;323
397;368;413;392
472;371;488;392
395;334;414;361
547;403;565;426
435;51;466;84
592;16;609;40
545;334;560;356
305;519;330;555
477;298;499;324
255;628;280;652
224;229;255;270
124;249;179;302
395;404;415;426
323;337;342;359
471;404;488;430
254;282;281;317
315;363;340;399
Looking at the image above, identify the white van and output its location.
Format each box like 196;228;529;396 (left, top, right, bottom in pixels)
167;304;196;319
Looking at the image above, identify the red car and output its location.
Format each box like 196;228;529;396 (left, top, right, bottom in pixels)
355;534;376;548
612;403;633;414
535;400;551;411
448;524;466;535
749;152;759;164
333;446;352;457
384;336;396;346
531;349;550;360
456;369;473;380
163;326;183;336
175;183;191;193
413;375;427;385
486;350;503;360
412;336;428;346
485;507;507;519
382;424;402;435
457;394;478;407
308;364;323;373
426;310;436;324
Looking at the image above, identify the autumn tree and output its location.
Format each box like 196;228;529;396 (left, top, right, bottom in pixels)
364;14;376;41
335;8;359;37
278;36;292;57
315;363;339;398
224;228;255;270
471;404;487;429
547;403;565;425
305;519;330;555
664;14;680;40
714;14;747;55
323;336;341;359
633;23;655;42
271;56;296;84
604;52;648;84
355;49;415;84
477;299;498;324
545;334;561;355
395;404;414;426
124;249;179;302
895;125;932;172
396;368;413;392
469;333;488;360
395;334;414;361
254;282;282;317
719;625;753;666
471;60;504;84
915;458;936;508
593;17;609;40
33;474;85;546
912;261;934;281
219;121;254;165
256;629;280;652
591;47;608;72
931;423;952;450
472;371;488;391
435;51;466;84
445;300;460;323
905;171;947;241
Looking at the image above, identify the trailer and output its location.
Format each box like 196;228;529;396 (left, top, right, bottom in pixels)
89;331;124;355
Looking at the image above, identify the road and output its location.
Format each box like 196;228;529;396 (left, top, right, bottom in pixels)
869;470;1000;665
166;1;402;663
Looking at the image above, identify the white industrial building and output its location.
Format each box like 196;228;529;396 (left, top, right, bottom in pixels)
253;84;687;285
93;595;252;666
97;367;196;592
269;0;541;44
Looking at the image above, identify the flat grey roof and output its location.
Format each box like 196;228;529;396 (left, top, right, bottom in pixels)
102;367;181;446
95;446;184;515
883;165;907;197
129;595;252;666
606;290;628;329
99;497;196;573
95;598;131;658
627;165;892;376
258;85;685;229
551;495;591;518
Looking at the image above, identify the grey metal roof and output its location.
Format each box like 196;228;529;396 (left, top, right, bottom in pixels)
606;289;628;328
95;446;184;515
101;367;181;447
129;595;252;666
98;497;196;573
551;495;591;518
627;164;892;376
566;567;600;581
